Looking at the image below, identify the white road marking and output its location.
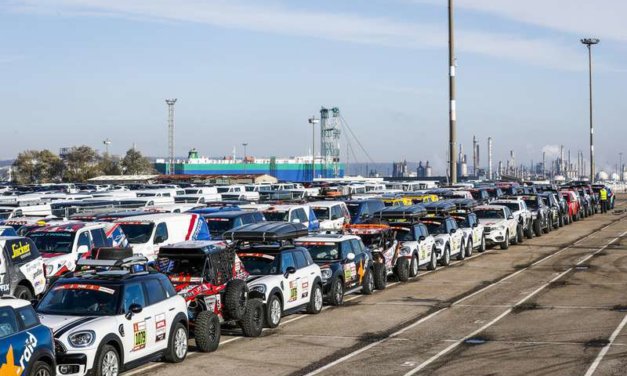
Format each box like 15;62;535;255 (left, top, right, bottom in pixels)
584;314;627;376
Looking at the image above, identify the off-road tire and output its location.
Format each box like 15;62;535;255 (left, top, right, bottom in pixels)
31;361;52;376
500;231;510;250
558;215;564;228
516;224;524;244
165;322;188;363
362;267;375;295
409;254;419;277
427;247;438;269
533;219;542;237
543;218;550;234
373;262;387;289
13;285;33;301
456;240;466;260
478;236;486;252
439;245;451;266
94;344;120;376
466;239;473;257
240;298;264;337
395;257;410;282
329;277;344;306
265;294;282;328
223;279;248;321
194;311;220;353
511;228;519;245
306;284;323;314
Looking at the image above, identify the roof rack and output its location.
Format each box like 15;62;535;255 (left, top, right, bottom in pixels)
421;201;456;215
446;198;478;211
344;224;391;235
77;255;148;270
223;221;309;242
373;205;427;221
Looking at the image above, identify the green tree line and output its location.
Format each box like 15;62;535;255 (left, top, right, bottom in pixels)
11;146;156;184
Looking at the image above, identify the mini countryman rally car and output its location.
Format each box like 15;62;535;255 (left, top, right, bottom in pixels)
294;234;375;306
156;240;264;352
0;296;56;376
37;252;189;376
0;237;46;300
447;199;487;255
223;222;324;329
421;202;466;264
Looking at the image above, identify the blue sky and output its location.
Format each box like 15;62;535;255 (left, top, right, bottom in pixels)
1;0;626;174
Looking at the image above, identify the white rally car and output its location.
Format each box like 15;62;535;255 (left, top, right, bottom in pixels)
36;256;189;376
493;197;533;241
390;223;438;276
0;236;46;300
474;205;519;250
421;216;465;265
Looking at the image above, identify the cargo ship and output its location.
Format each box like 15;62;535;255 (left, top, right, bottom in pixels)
155;149;344;182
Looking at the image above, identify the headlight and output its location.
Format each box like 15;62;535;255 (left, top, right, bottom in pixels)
69;330;95;348
400;246;412;256
250;285;266;294
321;268;332;280
498;225;506;231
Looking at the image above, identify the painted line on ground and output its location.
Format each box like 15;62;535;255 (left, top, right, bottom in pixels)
584;315;627;375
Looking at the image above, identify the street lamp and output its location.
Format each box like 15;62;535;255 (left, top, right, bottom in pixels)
581;37;600;182
620;152;623;181
308;116;319;181
242;143;248;175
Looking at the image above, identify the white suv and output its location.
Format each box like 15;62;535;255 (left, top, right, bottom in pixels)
474;205;519;249
492;197;533;241
37;256;189;376
390;223;438;276
309;201;351;231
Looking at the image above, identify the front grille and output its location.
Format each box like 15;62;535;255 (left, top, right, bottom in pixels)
55;339;66;354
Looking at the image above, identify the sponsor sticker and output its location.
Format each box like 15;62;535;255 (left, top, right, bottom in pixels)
11;241;31;259
155;314;166;342
133;321;147;351
343;262;356;281
288;280;297;302
53;284;115;295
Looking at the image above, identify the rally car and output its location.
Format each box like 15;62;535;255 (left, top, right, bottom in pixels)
0;237;46;300
295;234;375;306
224;222;324;329
37;253;189;376
492;197;533;240
516;195;552;236
421;202;466;263
474;205;519;249
157;240;264;352
447;199;487;256
0;296;56;376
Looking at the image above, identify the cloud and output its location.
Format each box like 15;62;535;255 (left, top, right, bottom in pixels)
3;0;587;70
541;144;562;159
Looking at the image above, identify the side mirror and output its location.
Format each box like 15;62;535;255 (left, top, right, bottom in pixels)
126;303;143;320
450;229;456;234
77;245;89;254
418;236;426;242
284;266;296;278
154;236;165;244
346;253;356;261
331;215;340;220
472;223;478;228
508;215;514;220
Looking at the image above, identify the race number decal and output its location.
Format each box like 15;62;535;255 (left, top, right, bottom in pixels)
133;321;147;351
155;314;166;342
343;262;356;281
289;281;297;302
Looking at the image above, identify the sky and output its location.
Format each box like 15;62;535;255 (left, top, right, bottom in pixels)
1;0;626;174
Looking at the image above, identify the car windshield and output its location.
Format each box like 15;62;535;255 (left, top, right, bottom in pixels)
395;229;415;241
452;216;469;227
0;211;12;220
470;191;483;200
29;232;75;253
38;283;120;316
475;209;505;219
263;211;289;221
312;207;330;220
499;203;520;212
302;244;340;260
240;255;280;275
346;204;361;218
217;187;230;193
524;200;538;209
118;223;154;244
206;218;234;235
423;221;446;235
158;257;205;278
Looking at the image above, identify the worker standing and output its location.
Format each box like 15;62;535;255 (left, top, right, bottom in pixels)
600;187;608;213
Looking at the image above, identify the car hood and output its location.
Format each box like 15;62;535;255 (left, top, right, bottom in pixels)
246;275;280;285
39;314;108;338
477;219;504;226
41;253;74;265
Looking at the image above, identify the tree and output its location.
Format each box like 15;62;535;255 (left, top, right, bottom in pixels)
98;154;122;175
12;149;63;184
121;148;155;175
62;145;102;182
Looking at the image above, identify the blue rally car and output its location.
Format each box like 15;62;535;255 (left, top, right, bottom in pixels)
0;296;56;376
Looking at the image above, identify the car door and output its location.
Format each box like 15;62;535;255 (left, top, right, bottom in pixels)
349;239;369;287
0;249;9;296
280;251;300;310
469;214;481;245
417;224;430;262
121;282;153;361
293;250;312;303
142;278;170;352
448;219;462;252
0;306;27;370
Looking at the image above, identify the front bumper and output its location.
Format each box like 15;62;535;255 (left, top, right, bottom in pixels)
484;228;506;244
56;348;97;376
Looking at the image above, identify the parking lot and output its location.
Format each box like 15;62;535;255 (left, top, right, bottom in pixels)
122;195;627;376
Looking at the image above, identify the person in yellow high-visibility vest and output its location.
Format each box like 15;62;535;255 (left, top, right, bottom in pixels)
600;187;608;213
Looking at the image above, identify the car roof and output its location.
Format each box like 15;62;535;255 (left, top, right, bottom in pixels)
475;205;507;210
202;210;253;219
295;234;360;242
309;201;342;208
115;213;193;222
29;222;103;233
0;296;31;309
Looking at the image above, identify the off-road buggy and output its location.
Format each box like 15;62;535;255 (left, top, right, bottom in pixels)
156;240;264;352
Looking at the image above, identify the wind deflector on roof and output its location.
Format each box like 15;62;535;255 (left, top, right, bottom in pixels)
223;221;308;241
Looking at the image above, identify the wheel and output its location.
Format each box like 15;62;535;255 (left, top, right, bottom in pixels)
533;219;542;237
525;222;533;239
409;254;419;277
265;294;282;328
13;285;33;301
500;231;510;250
568;215;573;224
223;279;248;321
516;224;524;244
478;236;486;253
306;284;323;314
329;277;344;306
362;267;375;295
373;263;387;290
439;245;451;266
31;361;52;376
94;344;120;376
427;247;438;269
395;257;410;282
573;212;579;221
240;298;264;337
466;239;473;257
194;311;221;352
558;215;564;228
511;228;518;245
165;322;188;363
543;217;550;233
456;240;465;260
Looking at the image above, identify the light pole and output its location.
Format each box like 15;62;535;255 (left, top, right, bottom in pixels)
620;152;623;181
581;38;599;182
242;143;248;174
308;116;319;181
448;0;457;184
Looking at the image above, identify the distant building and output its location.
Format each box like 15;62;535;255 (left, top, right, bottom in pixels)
392;160;410;178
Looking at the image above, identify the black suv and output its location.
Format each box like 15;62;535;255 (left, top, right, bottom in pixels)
518;194;551;236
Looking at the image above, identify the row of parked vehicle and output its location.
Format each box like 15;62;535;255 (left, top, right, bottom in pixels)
0;180;615;376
